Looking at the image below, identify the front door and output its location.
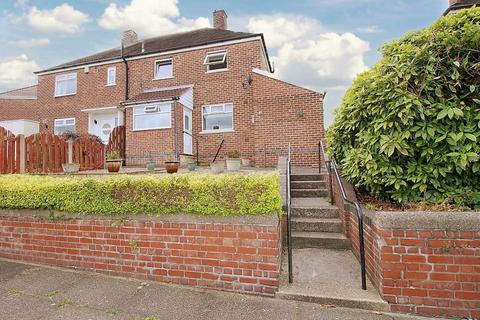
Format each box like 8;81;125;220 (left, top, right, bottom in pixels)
183;107;193;155
98;118;116;144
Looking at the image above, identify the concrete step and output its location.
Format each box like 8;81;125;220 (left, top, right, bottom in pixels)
292;232;351;249
290;174;322;182
291;198;339;219
291;181;325;190
291;189;328;198
278;248;389;312
292;217;343;233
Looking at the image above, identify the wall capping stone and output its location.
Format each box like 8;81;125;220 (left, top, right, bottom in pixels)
0;209;279;227
364;209;480;231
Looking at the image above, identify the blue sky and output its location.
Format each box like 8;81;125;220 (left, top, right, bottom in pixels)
0;0;450;126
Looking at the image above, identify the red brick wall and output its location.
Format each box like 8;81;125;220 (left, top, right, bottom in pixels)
36;62;126;134
0;211;281;296
330;176;480;319
0;99;38;121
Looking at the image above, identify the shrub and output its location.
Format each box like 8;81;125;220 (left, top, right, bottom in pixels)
327;9;480;206
0;173;282;216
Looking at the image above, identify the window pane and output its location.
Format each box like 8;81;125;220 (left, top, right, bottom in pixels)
108;68;116;84
155;60;173;79
211;105;224;113
55;73;77;96
208;60;227;71
134;113;171;130
54;124;75;135
203;113;232;131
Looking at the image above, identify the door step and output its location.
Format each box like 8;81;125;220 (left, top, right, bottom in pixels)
292;232;351;249
292;217;343;233
290;174;322;182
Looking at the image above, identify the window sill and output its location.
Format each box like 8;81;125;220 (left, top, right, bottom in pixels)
54;93;76;98
105;83;116;87
200;129;234;134
153;76;174;81
132;127;171;132
206;68;228;74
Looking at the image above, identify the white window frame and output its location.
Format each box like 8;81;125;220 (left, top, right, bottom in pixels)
204;50;228;73
201;103;234;134
154;59;173;80
54;73;77;97
106;67;116;86
54;118;76;135
132;102;172;131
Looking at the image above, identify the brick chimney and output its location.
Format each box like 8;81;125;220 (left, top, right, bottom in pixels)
122;30;139;47
213;10;228;30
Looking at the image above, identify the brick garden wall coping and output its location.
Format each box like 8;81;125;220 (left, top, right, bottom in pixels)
365;210;480;231
0;209;279;226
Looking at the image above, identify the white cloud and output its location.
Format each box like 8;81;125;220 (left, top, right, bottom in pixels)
0;55;39;90
246;15;370;91
98;0;210;38
357;25;383;33
10;38;50;47
26;3;90;35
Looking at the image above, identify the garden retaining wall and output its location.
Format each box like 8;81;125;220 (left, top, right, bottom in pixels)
331;178;480;319
0;210;282;296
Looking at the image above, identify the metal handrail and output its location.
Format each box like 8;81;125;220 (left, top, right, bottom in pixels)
286;144;293;283
319;141;367;290
212;139;225;163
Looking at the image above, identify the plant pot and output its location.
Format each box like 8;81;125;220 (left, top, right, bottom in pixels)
62;163;80;173
165;161;180;174
188;162;197;171
146;161;156;171
226;158;241;171
210;161;225;173
106;161;122;173
241;158;251;167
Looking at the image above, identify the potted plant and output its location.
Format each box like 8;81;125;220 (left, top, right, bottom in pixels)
61;131;80;173
241;158;251;167
146;152;156;171
188;161;197;171
106;151;122;173
226;150;241;171
164;157;180;174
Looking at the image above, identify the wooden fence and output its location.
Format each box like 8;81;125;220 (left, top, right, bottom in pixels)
73;135;105;170
25;133;67;173
0;127;20;174
106;125;125;159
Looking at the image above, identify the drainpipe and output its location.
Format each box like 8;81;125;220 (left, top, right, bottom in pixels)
120;44;129;163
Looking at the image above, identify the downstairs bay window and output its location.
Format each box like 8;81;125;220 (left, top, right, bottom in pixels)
133;103;171;131
202;103;233;133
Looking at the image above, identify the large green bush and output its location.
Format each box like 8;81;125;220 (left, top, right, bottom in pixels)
0;173;282;216
328;8;480;206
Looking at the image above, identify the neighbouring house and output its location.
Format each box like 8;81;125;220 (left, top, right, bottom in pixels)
0;10;325;167
0;85;39;136
444;0;480;14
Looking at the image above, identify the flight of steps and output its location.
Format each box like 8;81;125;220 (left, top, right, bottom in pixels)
290;173;350;250
277;169;389;312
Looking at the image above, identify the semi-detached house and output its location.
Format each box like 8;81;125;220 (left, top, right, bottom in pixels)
0;10;325;167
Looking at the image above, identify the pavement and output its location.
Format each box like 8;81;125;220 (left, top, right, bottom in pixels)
0;258;440;320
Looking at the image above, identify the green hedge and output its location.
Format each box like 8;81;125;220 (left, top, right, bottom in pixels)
0;173;282;216
327;8;480;207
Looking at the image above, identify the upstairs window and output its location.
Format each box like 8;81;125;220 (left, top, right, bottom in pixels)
133;103;172;131
204;51;227;72
107;67;116;85
55;73;77;97
202;103;233;132
154;59;173;79
54;118;76;134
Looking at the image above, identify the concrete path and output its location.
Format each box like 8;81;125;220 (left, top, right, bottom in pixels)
0;259;440;320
